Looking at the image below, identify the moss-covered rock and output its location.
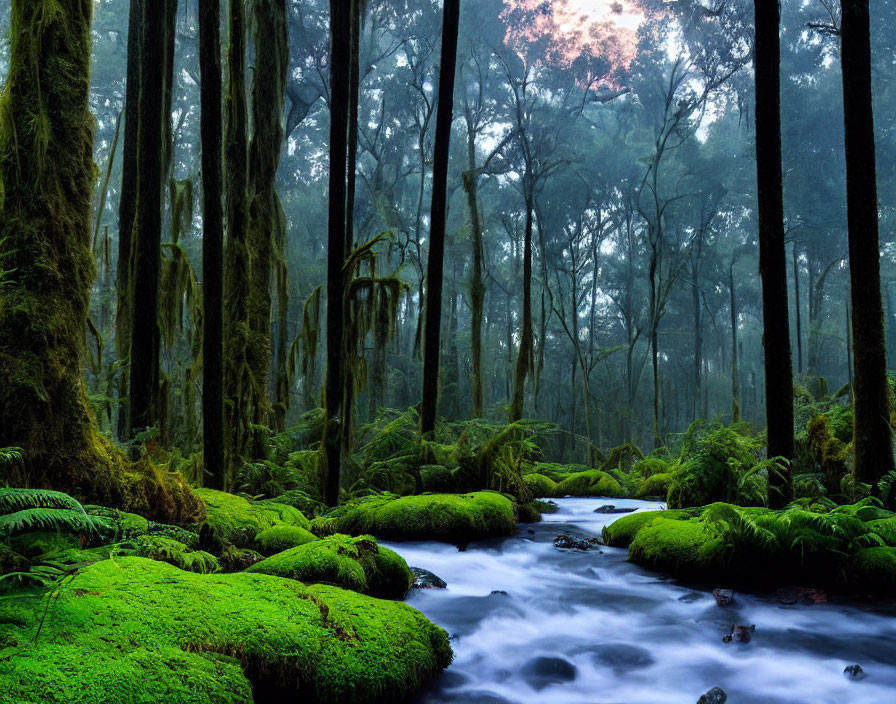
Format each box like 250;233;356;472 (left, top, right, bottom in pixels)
254;524;318;556
627;518;711;578
523;472;558;498
636;472;673;498
555;470;624;498
196;489;310;549
516;502;542;523
852;547;896;591
0;557;451;703
868;517;896;546
133;535;220;574
322;492;516;545
247;534;412;599
601;510;690;547
632;458;670;478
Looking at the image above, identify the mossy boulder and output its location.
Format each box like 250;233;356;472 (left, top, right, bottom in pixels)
0;557;451;703
530;462;588;483
322;492;516;545
853;547;896;591
196;489;311;549
254;524;319;556
868;518;896;546
627;518;711;578
632;458;670;478
601;510;690;547
523;472;558;498
636;473;673;498
248;533;413;599
555;470;624;498
133;535;220;574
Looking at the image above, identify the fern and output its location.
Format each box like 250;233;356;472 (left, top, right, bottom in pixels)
0;489;111;539
0;488;84;514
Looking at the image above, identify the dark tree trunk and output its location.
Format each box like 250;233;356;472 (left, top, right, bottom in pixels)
730;264;741;423
754;0;794;506
840;0;895;490
510;198;534;422
693;272;702;420
793;244;803;376
464;127;486;418
128;0;168;436
323;0;351;505
200;0;225;489
116;0;143;439
345;0;362;252
420;0;460;437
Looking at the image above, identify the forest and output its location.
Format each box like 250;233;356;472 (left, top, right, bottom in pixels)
1;0;896;702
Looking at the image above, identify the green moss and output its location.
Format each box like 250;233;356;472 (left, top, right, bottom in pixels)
601;510;690;547
0;544;28;576
632;458;669;478
530;462;588;482
254;524;318;556
133;536;220;574
853;547;896;591
523;472;558;498
419;465;453;493
248;533;412;599
327;492;516;544
555;470;624;498
196;489;310;549
868;518;896;546
636;472;673;498
628;519;711;577
516;502;542;523
0;557;451;703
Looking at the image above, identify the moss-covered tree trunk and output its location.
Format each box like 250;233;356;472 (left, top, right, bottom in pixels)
420;0;460;437
510;193;535;423
323;0;352;506
200;0;225;489
224;0;250;485
115;0;143;439
754;0;794;507
0;0;202;523
840;0;895;491
463;128;486;419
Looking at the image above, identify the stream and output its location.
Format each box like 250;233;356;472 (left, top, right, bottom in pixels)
383;497;896;704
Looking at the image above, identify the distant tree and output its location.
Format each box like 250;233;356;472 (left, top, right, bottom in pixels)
839;0;895;492
420;0;461;437
754;0;794;506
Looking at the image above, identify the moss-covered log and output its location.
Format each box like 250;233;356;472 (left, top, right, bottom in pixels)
0;0;202;524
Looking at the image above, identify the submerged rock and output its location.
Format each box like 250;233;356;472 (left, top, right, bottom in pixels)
553;533;601;551
594;505;637;514
521;656;577;690
698;687;727;704
844;664;866;680
712;588;734;607
412;566;448;589
587;643;655;672
722;624;755;643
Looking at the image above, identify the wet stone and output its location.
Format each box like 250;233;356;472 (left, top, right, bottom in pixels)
587;643;655;672
411;567;447;589
697;687;727;704
521;656;578;691
712;588;734;607
722;624;755;643
554;533;601;550
594;505;637;514
844;664;866;680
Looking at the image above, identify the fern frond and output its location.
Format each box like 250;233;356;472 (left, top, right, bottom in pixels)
0;508;110;537
0;488;85;515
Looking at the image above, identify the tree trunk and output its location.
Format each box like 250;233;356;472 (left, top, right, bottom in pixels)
345;0;362;252
510;197;534;422
730;264;741;423
0;0;202;523
693;271;702;420
420;0;460;437
323;0;351;506
200;0;225;489
792;244;803;376
464;128;486;418
128;0;169;436
840;0;895;490
116;0;143;439
754;0;794;506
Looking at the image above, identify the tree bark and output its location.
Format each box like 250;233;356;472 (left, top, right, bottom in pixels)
730;263;741;423
510;198;534;422
463;127;486;418
420;0;460;436
792;244;803;376
840;0;895;489
200;0;225;489
754;0;794;506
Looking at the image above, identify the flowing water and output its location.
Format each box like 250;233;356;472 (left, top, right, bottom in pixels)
383;497;896;704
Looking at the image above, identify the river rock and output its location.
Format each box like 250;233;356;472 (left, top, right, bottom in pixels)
553;533;601;550
722;624;755;643
521;656;577;690
775;586;827;605
844;664;866;680
697;687;727;704
588;643;655;672
712;588;734;607
411;567;447;589
594;505;637;514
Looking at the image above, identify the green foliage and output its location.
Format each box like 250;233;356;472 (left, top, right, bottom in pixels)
636;472;673;498
852;547;896;591
419;465;453;493
555;470;624;498
0;557;452;702
254;524;318;556
601;509;691;547
523;473;558;498
248;533;413;599
320;492;516;545
599;442;644;472
631;458;669;478
133;536;220;575
196;489;310;550
0;490;111;541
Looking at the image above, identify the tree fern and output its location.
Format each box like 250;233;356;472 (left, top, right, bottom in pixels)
0;489;111;539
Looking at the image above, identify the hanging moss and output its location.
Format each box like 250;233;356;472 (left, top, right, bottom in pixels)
0;0;201;525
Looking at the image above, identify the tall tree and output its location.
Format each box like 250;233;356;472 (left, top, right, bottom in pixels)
323;0;352;506
754;0;794;507
420;0;461;437
0;0;200;522
115;0;143;438
200;0;225;488
840;0;895;490
128;0;170;435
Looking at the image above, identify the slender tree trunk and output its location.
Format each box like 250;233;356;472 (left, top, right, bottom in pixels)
420;0;460;436
323;0;351;505
464;129;486;418
200;0;225;489
224;0;250;476
754;0;794;506
345;0;362;253
730;264;741;423
846;299;854;403
510;197;534;422
128;0;168;436
793;244;803;376
840;0;895;490
116;0;143;439
693;273;702;420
